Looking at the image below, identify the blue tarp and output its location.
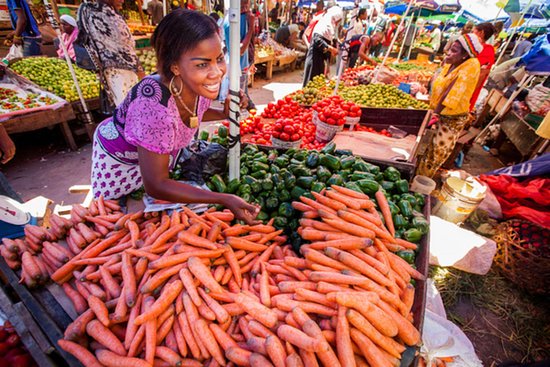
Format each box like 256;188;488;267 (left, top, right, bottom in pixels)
517;33;550;75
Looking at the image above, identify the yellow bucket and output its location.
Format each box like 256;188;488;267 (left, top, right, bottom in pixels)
433;174;487;224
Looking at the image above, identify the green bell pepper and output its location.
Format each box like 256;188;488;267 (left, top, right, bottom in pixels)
357;179;379;195
412;216;429;235
320;154;341;171
326;174;344;187
291;186;307;200
274;156;289;167
240;166;249;176
265;197;279;211
403;228;423;243
380;181;395;192
257;211;269;222
350;172;376;181
396;250;416;264
252;161;269;173
388;201;400;216
273;216;288;229
321;142;336;154
278;202;295;218
251;170;267;179
393;214;408;229
340;156;355;170
398;200;413;218
353;161;370;172
383;167;401;182
238;184;252;196
311;182;326;193
262;179;274;191
335;149;353;156
297;176;315;189
199;130;209;141
270;165;281;174
400;193;418;207
251;181;263;193
242;175;256;186
293;150;308;161
210;174;226;193
244;144;258;154
278;189;291;202
414;193;425;207
395;179;409;194
344;181;363;193
306;152;320;168
316;166;331;182
226;179;240;194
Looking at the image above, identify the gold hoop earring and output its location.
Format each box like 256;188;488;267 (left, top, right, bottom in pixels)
169;75;183;97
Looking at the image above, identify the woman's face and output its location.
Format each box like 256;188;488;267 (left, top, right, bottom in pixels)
61;21;75;35
444;41;468;66
473;27;485;43
174;35;226;100
359;11;367;20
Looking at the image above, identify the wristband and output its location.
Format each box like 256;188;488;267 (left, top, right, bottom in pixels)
13;35;22;40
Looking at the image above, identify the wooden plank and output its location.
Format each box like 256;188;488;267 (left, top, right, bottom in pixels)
14;302;56;355
0;257;83;367
0;286;57;367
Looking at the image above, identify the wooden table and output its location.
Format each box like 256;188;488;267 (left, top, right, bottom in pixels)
1;103;77;150
251;54;275;87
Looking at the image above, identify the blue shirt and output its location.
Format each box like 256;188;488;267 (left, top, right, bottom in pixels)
7;0;40;38
223;13;249;71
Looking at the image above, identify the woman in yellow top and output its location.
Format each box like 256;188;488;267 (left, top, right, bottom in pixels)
417;34;482;178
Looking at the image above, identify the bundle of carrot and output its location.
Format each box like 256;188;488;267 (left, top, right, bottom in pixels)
0;196;123;288
5;191;425;367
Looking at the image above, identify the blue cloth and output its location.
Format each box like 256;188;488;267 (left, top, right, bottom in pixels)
488;153;550;178
7;0;40;38
223;13;249;71
517;34;550;75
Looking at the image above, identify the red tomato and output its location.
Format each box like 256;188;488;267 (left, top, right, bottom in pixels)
283;125;295;135
280;133;290;141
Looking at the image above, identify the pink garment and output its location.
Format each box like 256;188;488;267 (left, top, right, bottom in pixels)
57;29;78;60
91;76;212;199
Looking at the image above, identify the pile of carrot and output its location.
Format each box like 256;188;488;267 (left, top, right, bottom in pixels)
0;197;123;288
5;189;426;367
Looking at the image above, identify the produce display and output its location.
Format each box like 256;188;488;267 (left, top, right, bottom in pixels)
255;45;275;59
0;87;58;113
312;95;362;127
291;75;334;106
1;189;425;367
207;143;428;252
339;84;429;109
0;321;37;366
128;23;156;35
355;124;393;137
136;49;157;75
10;57;100;102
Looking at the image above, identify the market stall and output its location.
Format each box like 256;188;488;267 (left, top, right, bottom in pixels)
0;68;77;150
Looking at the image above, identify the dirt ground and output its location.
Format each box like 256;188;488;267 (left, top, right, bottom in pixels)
6;65;539;365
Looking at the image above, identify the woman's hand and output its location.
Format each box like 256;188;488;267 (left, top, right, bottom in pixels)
222;194;261;225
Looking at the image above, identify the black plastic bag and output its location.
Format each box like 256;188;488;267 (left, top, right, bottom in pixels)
172;140;228;184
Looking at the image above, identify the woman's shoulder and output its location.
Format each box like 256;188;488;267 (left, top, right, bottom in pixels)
127;76;173;106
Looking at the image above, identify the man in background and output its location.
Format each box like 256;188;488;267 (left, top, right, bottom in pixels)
6;0;42;57
147;0;164;26
275;22;307;52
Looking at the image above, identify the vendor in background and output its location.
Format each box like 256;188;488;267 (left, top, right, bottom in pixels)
147;0;164;26
6;0;42;57
345;8;367;40
379;17;396;57
354;31;383;67
302;5;342;87
77;0;145;108
429;22;443;61
470;22;496;111
417;34;482;178
302;0;325;48
56;15;78;61
400;16;417;61
443;20;473;54
512;34;534;58
274;22;307;52
91;10;259;224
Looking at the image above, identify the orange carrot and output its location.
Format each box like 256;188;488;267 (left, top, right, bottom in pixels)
179;268;202;306
226;236;268;252
307;238;372;251
194;319;225;365
86;320;126;356
134;280;183;325
375;191;394;236
376;300;420;346
209;323;238;350
149;248;225;270
62;282;87;315
187;256;225;294
223;244;242;287
95;349;151;367
225;347;252;366
350;328;393;367
395;238;418;250
58;339;103;367
277;325;321;352
322;218;375;239
265;334;287;367
178;312;201;360
336;306;355;367
231;292;278;328
87;295;110;327
331;185;371;199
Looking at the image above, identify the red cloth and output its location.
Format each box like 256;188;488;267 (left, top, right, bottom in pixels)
382;23;396;47
470;44;495;111
479;174;550;228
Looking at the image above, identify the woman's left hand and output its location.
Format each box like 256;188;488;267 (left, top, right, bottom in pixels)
222;194;261;225
239;89;249;110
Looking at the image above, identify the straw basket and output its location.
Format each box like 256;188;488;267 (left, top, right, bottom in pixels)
493;219;550;296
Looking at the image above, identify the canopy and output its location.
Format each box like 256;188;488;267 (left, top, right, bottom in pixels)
460;0;548;23
384;0;460;15
296;0;358;10
517;33;550;75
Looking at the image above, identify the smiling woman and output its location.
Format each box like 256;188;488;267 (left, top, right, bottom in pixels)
90;9;260;224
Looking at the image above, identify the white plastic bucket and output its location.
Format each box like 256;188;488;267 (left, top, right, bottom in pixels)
410;175;436;195
271;136;302;149
433;174;487;224
314;116;343;143
344;116;361;131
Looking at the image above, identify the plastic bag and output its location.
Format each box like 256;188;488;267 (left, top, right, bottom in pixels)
525;84;550;116
173;140;228;184
429;215;497;275
4;45;23;63
421;280;482;367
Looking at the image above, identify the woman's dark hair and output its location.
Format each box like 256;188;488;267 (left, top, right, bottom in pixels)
357;8;367;18
475;22;496;41
151;9;219;79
